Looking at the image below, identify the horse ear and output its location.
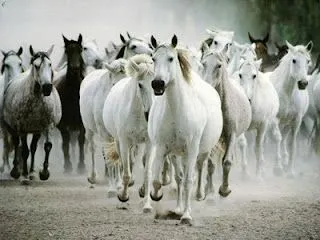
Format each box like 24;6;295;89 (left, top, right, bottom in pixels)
126;31;132;39
120;34;126;44
105;47;110;56
306;41;313;52
78;34;83;44
1;50;6;57
150;35;158;49
286;40;295;52
62;34;69;45
255;59;262;69
29;45;35;56
248;32;255;43
171;35;178;48
47;45;54;57
263;33;269;44
17;47;23;56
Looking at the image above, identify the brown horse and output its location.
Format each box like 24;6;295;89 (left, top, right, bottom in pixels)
54;34;86;174
248;32;288;72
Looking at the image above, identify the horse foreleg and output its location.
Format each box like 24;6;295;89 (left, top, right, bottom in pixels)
117;139;131;202
171;155;183;214
60;128;72;173
255;124;267;180
77;127;86;175
20;135;29;184
238;133;249;179
219;133;236;198
270;119;283;176
205;155;215;197
180;143;201;225
150;145;166;202
86;130;97;185
39;132;52;181
1;131;11;173
195;152;207;201
161;157;171;186
29;134;41;180
287;122;300;177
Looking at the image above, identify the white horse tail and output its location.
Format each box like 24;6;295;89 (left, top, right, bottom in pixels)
102;141;120;164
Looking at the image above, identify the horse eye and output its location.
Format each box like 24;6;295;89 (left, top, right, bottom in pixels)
131;45;137;50
253;74;257;79
138;83;143;89
217;64;222;69
83;47;87;51
239;74;242;79
214;41;218;45
19;63;22;67
49;63;52;67
168;57;173;62
292;59;296;64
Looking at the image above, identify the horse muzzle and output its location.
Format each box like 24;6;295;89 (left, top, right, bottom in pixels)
42;83;53;96
151;79;165;96
297;80;308;90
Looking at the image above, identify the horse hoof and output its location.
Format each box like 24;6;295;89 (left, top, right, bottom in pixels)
21;178;30;185
10;168;20;179
39;169;50;181
219;186;231;198
180;218;193;226
77;164;86;175
117;194;129;203
143;206;152;213
196;192;206;201
128;179;135;187
29;172;36;180
139;186;145;198
273;167;283;177
87;175;97;185
150;192;163;202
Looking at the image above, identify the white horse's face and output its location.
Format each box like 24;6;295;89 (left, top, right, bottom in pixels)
152;45;178;96
201;51;224;86
126;38;153;58
238;60;261;102
137;66;154;120
30;45;54;96
286;41;313;90
82;40;101;67
205;30;234;60
1;48;24;80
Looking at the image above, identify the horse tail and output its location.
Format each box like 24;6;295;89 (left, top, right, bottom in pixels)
102;141;120;165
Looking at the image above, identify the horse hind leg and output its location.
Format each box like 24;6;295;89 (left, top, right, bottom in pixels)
205;154;216;197
39;132;52;181
161;157;171;186
255;125;267;180
77;127;86;175
86;130;97;185
29;134;41;180
195;152;208;201
1;131;12;173
270;120;283;176
60;128;72;173
171;155;184;214
238;134;249;180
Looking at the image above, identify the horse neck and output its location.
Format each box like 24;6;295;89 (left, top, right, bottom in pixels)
227;53;240;75
164;66;191;113
272;58;295;98
127;78;142;112
215;66;230;102
66;65;84;86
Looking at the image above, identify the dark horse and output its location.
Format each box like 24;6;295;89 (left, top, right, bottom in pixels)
54;34;86;174
248;32;288;72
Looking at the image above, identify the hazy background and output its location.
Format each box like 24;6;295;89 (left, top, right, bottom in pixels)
0;0;319;64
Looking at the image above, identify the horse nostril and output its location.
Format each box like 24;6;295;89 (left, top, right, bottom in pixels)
151;79;165;89
42;83;53;96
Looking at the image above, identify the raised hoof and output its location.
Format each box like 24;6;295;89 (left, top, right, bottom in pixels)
77;164;86;175
150;192;163;202
139;185;145;198
219;186;231;198
10;168;20;179
180;218;193;226
39;169;50;181
21;178;30;185
87;174;97;185
128;179;135;187
273;167;283;177
117;194;129;203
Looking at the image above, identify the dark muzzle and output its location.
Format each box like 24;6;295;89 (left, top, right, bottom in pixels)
42;83;53;96
297;80;308;90
151;79;165;96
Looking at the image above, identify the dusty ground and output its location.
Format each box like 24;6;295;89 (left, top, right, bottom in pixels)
1;141;320;240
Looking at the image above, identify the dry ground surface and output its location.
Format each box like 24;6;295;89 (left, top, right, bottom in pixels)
1;139;320;240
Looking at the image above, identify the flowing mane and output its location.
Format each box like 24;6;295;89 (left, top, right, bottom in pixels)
177;48;191;83
125;54;154;79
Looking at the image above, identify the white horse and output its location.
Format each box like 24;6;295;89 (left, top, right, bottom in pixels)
269;40;312;177
0;47;24;173
80;58;127;186
201;45;251;198
102;54;154;212
2;45;61;183
237;58;282;177
148;35;223;224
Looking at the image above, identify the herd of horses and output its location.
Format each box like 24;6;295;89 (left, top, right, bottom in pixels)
1;27;320;225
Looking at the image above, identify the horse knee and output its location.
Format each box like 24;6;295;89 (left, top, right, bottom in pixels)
207;159;215;175
44;142;52;154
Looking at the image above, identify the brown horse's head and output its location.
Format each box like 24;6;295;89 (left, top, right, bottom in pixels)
248;32;269;60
